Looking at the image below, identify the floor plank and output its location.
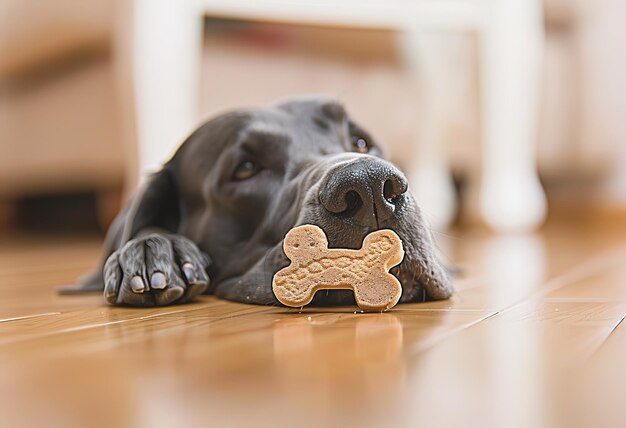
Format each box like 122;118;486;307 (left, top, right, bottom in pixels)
1;220;626;428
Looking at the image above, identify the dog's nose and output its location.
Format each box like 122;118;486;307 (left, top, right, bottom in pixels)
319;157;408;227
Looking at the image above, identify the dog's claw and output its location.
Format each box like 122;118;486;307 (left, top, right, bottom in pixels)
150;272;167;289
182;263;197;283
105;289;117;302
130;276;146;293
160;286;185;303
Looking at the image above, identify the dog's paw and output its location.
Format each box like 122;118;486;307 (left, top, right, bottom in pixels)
103;233;210;306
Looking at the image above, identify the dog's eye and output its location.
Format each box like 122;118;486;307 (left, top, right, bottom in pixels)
232;161;259;181
351;134;370;154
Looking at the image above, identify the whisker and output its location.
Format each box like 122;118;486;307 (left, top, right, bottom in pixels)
430;228;464;241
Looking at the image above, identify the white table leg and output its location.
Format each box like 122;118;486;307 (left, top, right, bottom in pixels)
399;31;458;231
114;0;203;188
479;0;547;232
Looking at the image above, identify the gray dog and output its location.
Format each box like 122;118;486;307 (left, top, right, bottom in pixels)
70;97;453;307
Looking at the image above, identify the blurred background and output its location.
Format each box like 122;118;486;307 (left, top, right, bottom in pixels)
1;0;625;236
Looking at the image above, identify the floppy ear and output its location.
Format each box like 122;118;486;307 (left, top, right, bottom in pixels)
59;167;180;294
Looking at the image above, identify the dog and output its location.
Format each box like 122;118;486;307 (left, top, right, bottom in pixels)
68;97;453;307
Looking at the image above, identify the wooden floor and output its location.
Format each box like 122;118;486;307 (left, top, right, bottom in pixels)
1;217;626;428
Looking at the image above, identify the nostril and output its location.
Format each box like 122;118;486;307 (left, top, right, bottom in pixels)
342;190;363;217
383;179;400;203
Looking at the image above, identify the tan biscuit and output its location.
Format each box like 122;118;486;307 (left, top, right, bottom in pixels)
272;224;404;311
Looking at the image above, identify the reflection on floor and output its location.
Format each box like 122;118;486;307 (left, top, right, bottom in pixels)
1;216;626;428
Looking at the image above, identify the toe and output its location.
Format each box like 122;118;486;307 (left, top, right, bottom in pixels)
120;290;155;306
181;262;197;283
153;285;185;306
103;253;122;304
104;278;119;304
172;237;211;301
180;262;209;300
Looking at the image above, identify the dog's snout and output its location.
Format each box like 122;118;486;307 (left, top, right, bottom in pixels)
319;157;408;227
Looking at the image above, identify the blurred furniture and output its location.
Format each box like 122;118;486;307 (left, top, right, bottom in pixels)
120;0;547;232
0;0;125;224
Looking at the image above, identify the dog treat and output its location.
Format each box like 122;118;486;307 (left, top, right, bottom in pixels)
272;225;404;311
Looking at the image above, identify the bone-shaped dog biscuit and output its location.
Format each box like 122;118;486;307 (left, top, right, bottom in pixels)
272;225;404;311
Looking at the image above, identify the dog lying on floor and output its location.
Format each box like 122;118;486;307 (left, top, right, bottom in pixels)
68;97;453;307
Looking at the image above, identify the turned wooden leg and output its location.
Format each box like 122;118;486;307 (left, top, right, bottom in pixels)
478;0;547;232
113;0;204;189
399;30;458;230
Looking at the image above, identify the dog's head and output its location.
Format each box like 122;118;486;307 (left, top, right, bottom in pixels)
127;97;453;305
